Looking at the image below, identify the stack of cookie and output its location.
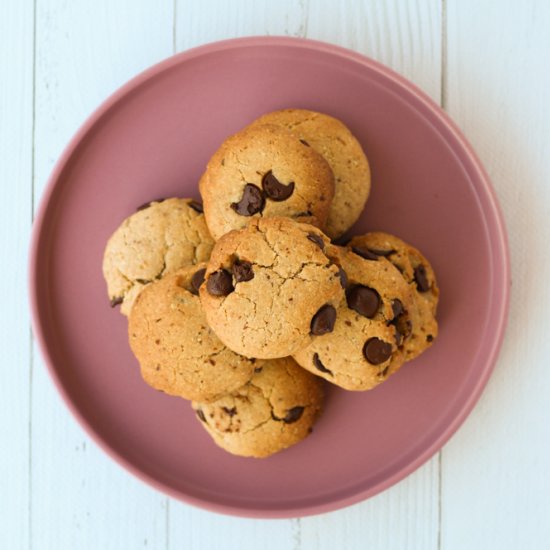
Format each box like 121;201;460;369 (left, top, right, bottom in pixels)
103;109;439;458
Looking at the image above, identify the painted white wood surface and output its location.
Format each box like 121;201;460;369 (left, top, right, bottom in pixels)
2;0;549;549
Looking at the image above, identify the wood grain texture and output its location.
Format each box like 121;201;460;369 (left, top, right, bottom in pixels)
0;2;33;549
442;1;550;549
31;1;173;548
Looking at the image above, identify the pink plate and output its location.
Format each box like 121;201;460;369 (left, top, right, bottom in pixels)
29;37;510;518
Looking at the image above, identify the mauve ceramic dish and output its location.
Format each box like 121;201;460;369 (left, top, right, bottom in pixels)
29;36;510;518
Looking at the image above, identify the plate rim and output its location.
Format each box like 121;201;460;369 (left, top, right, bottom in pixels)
28;35;511;518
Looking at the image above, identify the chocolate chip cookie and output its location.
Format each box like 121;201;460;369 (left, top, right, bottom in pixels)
199;124;335;240
348;232;439;360
248;109;371;238
128;265;257;402
293;246;416;390
199;217;345;359
192;356;323;458
103;198;214;315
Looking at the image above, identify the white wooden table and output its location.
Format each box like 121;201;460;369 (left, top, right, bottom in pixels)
2;1;549;548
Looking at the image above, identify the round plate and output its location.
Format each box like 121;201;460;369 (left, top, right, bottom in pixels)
30;37;509;518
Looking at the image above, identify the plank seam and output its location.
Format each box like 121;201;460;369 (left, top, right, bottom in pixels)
29;0;38;548
166;499;170;550
172;0;177;54
292;518;302;550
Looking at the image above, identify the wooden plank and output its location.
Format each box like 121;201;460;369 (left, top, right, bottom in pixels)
31;1;173;548
442;1;550;548
171;2;442;549
0;2;34;549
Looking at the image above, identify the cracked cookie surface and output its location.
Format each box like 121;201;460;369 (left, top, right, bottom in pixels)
293;246;416;390
192;356;323;458
103;198;214;315
199;124;335;240
128;265;257;402
199;217;345;359
248;109;371;239
348;232;439;360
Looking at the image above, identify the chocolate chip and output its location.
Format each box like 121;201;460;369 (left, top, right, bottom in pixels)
136;278;149;285
299;139;310;147
414;265;430;292
188;200;203;213
310;304;337;335
232;260;254;283
346;285;380;318
283;406;304;424
307;233;325;249
351;246;379;261
136;198;165;211
206;269;234;296
391;299;404;318
313;353;333;376
231;184;265;216
338;267;348;289
196;409;206;422
262;171;295;201
222;407;237;417
110;296;123;307
190;268;206;294
363;338;393;365
368;248;396;257
254;366;263;373
332;235;351;246
427;334;434;343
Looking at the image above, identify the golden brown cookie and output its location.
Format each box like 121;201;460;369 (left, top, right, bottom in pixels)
192;356;323;458
293;246;416;390
347;232;439;360
199;124;335;240
128;265;257;402
103;198;214;315
248;109;370;238
199;217;345;359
